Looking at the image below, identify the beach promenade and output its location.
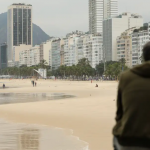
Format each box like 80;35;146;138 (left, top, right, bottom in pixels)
0;79;118;150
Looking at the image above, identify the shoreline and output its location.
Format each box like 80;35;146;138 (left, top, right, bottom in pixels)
0;118;89;150
0;79;117;150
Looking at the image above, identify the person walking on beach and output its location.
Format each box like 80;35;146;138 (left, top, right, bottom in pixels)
3;84;5;89
35;82;37;87
113;42;150;150
31;80;34;87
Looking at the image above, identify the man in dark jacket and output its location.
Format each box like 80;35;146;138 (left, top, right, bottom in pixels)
113;42;150;150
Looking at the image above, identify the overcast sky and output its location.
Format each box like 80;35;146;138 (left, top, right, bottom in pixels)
0;0;149;37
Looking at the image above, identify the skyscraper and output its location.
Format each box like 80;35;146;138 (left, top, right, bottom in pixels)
7;3;32;65
106;0;118;19
0;43;7;69
89;0;118;34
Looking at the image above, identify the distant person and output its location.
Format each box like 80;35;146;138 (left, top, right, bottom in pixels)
35;82;37;87
95;84;98;87
32;81;34;87
3;84;5;89
113;42;150;150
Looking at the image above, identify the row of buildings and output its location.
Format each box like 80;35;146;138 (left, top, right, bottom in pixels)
103;12;143;62
0;1;149;71
116;23;150;68
3;1;118;70
18;31;103;70
17;11;150;69
89;0;150;68
3;3;104;70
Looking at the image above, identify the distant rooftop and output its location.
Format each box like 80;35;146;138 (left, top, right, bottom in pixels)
117;12;142;18
12;3;32;6
66;30;85;38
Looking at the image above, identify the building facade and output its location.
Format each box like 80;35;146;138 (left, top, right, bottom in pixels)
103;12;143;61
89;0;118;34
117;25;150;68
7;3;32;65
0;43;7;69
116;28;136;68
19;45;40;67
60;45;65;66
18;31;105;70
77;34;103;68
64;32;83;66
131;29;149;67
40;40;52;66
61;32;103;69
51;39;61;70
106;0;118;18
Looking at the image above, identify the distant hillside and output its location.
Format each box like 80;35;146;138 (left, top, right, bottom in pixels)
0;12;51;46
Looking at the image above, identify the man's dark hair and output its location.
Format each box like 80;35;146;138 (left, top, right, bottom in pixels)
143;42;150;61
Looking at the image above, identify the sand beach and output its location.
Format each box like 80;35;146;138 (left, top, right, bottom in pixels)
0;79;118;150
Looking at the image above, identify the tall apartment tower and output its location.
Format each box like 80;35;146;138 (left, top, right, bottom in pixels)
105;0;118;18
89;0;118;34
7;3;32;66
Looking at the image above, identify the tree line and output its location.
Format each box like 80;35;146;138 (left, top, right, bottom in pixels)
52;58;128;80
0;58;128;79
0;60;50;77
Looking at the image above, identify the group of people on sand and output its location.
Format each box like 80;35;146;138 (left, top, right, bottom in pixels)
31;81;37;87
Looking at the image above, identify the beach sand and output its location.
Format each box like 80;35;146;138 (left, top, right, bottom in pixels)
0;79;118;150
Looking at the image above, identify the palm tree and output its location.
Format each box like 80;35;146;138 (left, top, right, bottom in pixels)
78;58;91;67
38;60;49;69
119;58;126;72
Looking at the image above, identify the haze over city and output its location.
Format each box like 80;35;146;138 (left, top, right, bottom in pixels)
0;0;149;36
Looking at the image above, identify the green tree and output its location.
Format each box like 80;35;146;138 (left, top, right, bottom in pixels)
38;60;49;69
105;60;128;80
96;62;104;76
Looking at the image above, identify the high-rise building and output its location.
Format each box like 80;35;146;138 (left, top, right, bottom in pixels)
7;3;32;65
89;0;118;34
51;38;61;70
106;0;118;18
0;43;7;69
103;12;143;61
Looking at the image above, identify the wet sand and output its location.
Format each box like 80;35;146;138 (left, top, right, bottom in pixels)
0;119;88;150
0;79;118;150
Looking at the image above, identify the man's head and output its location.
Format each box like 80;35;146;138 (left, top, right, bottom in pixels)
143;42;150;61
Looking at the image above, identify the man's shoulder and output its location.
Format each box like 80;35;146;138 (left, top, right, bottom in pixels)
121;69;134;79
119;70;135;89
